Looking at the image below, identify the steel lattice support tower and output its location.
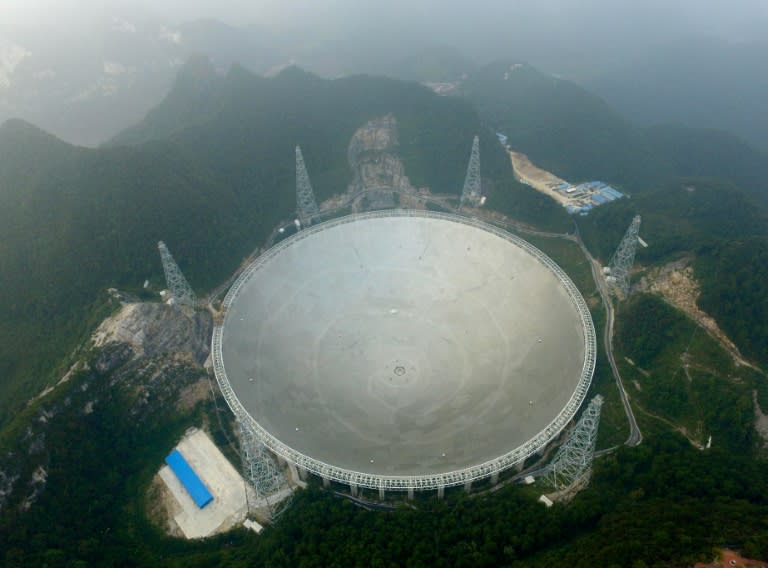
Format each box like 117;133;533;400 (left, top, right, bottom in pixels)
608;215;642;298
295;146;319;225
460;136;481;207
238;421;290;519
544;394;604;491
157;241;198;307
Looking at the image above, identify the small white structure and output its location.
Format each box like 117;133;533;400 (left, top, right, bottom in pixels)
243;518;264;534
524;475;535;485
538;494;554;508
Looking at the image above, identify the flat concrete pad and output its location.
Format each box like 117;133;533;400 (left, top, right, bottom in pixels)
158;428;248;539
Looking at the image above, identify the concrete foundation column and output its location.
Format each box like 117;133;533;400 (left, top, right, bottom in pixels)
437;485;445;499
379;486;385;500
350;482;358;497
516;461;525;473
464;480;472;493
490;471;499;485
407;487;414;500
322;476;330;488
298;466;308;481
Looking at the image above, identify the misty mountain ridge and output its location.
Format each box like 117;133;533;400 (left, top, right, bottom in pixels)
2;54;767;420
586;36;768;153
3;39;768;564
0;17;292;147
0;61;513;423
460;58;768;202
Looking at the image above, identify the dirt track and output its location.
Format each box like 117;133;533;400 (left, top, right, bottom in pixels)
508;151;570;205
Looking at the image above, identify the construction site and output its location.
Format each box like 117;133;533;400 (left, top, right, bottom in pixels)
501;136;625;215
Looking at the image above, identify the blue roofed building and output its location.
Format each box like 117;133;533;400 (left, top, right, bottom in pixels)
165;449;214;509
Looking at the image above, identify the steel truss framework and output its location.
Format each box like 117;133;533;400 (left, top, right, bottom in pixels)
460;136;481;207
238;420;290;517
544;394;604;491
157;241;198;307
608;215;642;298
295;146;320;225
212;210;597;492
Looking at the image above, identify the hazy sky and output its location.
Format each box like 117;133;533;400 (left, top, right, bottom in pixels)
4;0;767;35
3;0;768;69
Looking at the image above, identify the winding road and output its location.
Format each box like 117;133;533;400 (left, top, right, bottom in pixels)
575;230;642;446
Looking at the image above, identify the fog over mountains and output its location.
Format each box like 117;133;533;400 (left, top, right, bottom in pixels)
2;0;768;145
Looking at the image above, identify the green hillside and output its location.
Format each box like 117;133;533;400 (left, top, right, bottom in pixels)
2;55;768;566
577;177;768;367
0;63;513;424
587;38;768;154
460;60;768;202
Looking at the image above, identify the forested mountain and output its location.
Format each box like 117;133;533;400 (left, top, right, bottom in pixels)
578;177;768;367
459;60;768;202
586;37;768;154
0;61;515;424
2;55;768;566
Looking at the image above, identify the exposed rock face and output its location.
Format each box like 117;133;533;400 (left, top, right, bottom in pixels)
0;301;213;515
635;258;753;368
347;114;417;196
92;303;212;370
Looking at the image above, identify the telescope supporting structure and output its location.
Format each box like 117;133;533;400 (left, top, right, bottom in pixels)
460;136;481;207
608;215;641;298
295;146;320;226
238;421;291;520
544;394;604;492
158;241;197;307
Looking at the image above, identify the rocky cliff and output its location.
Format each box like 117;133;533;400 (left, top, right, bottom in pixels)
347;115;418;208
0;300;213;515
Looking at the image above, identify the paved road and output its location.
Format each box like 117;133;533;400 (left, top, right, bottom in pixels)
575;231;642;446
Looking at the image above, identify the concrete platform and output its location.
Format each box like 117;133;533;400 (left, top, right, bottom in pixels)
158;428;248;539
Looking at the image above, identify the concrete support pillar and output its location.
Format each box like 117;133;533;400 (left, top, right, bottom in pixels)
277;456;287;467
407;487;414;500
298;466;308;481
350;482;358;497
437;485;445;499
322;476;330;488
464;480;472;493
379;486;385;500
516;461;525;473
490;471;499;485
